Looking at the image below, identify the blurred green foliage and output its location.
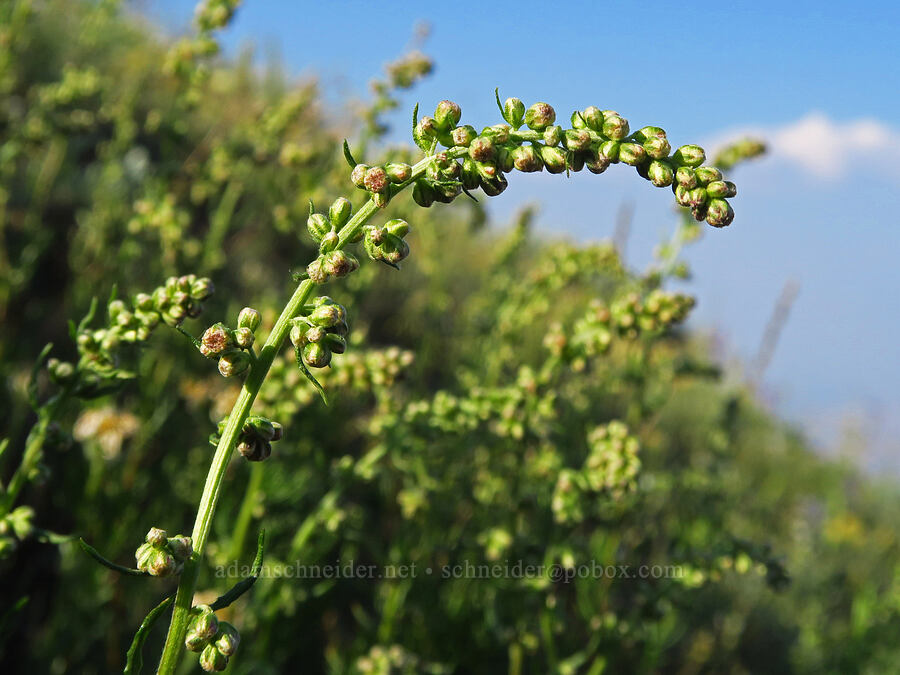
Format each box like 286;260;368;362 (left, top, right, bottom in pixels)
2;1;900;673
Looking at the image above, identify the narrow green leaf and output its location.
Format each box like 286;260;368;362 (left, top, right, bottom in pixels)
27;343;54;409
210;529;266;611
175;324;202;350
78;538;148;577
123;594;174;675
494;87;505;120
342;139;357;168
294;345;328;406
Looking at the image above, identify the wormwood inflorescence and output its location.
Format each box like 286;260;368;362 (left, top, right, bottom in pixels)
60;88;739;672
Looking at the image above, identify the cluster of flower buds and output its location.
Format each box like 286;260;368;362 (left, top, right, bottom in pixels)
210;414;283;462
671;163;737;227
0;506;35;557
199;306;261;378
363;218;411;268
194;0;242;33
48;276;213;392
290;296;349;369
307;197;353;248
609;290;695;339
185;605;241;672
409;97;736;228
350;159;414;209
584;421;640;500
134;527;193;577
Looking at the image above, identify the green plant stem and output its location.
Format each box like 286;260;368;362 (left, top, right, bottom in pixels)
156;146;460;671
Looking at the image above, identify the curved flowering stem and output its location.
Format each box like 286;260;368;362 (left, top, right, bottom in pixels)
156;95;737;673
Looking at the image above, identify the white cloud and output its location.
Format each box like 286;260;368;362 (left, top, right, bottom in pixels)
709;113;900;181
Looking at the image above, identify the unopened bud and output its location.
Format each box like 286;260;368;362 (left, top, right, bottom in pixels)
303;342;332;368
543;125;563;146
167;535;193;562
584;149;610;174
675;166;698;188
540;146;568;174
350;164;369;188
618;142;646;166
214;622;241;657
384;163;412;183
647;160;674;187
602;114;629;140
199;643;227;672
581;106;604;132
434;100;461;130
503;97;525;128
412;179;435;207
512;145;543;172
565;129;592;152
693;166;722;185
642;135;671;159
217;350;251;377
600;140;620;163
234;327;254;349
480;174;508;197
673;144;706;167
307;213;330;242
237;307;261;332
524;102;556;131
706;198;734;227
469;136;496;162
706;180;730;198
451;125;477;147
328;197;352;228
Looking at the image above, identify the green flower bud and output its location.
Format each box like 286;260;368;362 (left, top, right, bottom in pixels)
322;250;359;279
524;102;556;131
483;124;511;144
451;125;477;147
303;342;332;368
214;622;241;658
476;160;500;181
673;144;706;167
146;528;168;548
602;113;629;140
309;304;347;330
384;163;412;183
385;218;410;238
461;158;481;190
416;116;438;140
582;106;604;132
135;293;154;311
540;146;568;174
642;135;671;159
324;333;347;355
350;164;369;188
200;643;228;672
328;197;352;227
568;151;585;172
584;149;611;174
190;278;214;301
633;126;665;142
200;323;235;358
503;97;525;128
238;438;271;462
237;307;261;332
687;186;708;208
691;204;708;222
432;181;461;203
600;140;620;163
618;142;646;166
570;110;587;129
108;299;126;322
234;327;254;349
434;100;461;130
186;606;219;647
496;147;515;173
647;160;674;187
512;145;543;172
469;136;496;162
48;358;76;384
218;350;251;378
674;184;692;207
307;213;330;242
565;129;592;151
319;230;339;253
706;198;735;227
480;174;508;197
363;166;389;194
694;166;722;185
136;542;178;577
542;125;563;146
675;166;698;188
167;535;193;562
412;179;435;207
706;180;730;198
724;181;737;197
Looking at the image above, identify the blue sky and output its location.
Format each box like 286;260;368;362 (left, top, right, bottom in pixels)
142;0;900;467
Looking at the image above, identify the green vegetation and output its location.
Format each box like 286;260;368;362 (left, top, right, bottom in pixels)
2;1;899;673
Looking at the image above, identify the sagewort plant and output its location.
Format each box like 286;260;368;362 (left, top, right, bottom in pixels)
115;93;738;672
6;3;755;674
